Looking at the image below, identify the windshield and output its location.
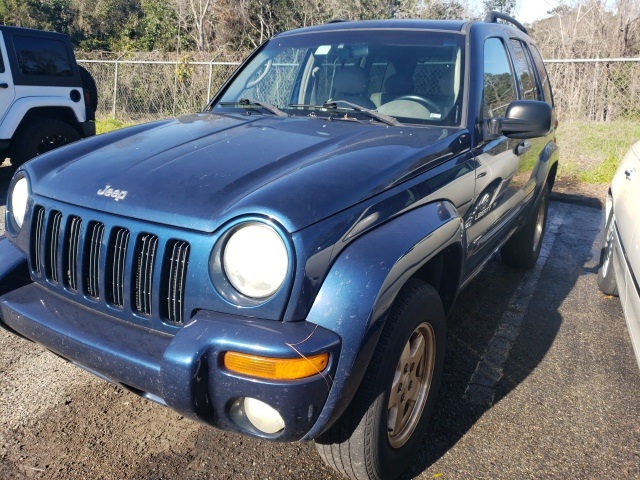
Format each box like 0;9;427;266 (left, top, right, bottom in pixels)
213;29;465;127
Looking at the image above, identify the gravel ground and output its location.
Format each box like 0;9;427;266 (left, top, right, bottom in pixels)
1;162;638;479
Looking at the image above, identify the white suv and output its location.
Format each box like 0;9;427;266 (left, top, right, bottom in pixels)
0;26;97;168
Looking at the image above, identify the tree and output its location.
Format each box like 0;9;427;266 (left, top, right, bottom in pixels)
122;0;181;51
483;0;516;15
0;0;31;27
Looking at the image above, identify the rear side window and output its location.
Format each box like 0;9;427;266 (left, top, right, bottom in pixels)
13;36;73;77
483;37;516;118
510;39;539;100
529;45;554;106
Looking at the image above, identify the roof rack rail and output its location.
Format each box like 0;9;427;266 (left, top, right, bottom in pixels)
326;19;350;24
484;11;528;35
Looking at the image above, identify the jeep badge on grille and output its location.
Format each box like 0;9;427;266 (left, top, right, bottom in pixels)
97;185;128;202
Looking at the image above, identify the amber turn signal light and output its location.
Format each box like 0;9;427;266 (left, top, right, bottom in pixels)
223;351;329;380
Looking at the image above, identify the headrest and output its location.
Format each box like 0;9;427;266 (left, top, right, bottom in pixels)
333;67;368;95
385;74;413;95
439;67;454;96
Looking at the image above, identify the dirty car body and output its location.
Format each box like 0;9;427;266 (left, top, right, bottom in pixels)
1;15;558;480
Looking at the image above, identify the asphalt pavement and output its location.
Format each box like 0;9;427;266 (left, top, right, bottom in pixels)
0;174;638;479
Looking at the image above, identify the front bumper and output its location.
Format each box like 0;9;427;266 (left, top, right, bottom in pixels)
0;238;340;441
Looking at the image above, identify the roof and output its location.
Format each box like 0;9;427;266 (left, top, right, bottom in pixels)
0;25;70;40
277;19;470;37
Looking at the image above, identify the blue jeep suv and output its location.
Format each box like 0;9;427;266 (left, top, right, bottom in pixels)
1;12;558;480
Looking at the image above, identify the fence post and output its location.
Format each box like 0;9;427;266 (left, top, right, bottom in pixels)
207;61;213;102
112;55;123;119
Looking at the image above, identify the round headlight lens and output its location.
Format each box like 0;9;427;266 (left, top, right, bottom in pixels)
10;176;29;229
223;223;289;299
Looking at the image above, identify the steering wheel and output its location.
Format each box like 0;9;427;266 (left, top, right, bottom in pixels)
394;95;441;115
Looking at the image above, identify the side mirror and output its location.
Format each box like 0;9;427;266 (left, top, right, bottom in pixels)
485;100;553;140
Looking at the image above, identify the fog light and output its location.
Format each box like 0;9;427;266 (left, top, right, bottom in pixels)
244;397;285;434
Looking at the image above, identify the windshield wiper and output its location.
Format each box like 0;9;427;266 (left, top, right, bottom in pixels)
220;98;288;117
289;101;400;126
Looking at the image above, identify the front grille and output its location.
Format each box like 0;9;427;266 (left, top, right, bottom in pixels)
31;206;45;275
45;211;63;283
84;221;105;299
30;206;190;325
106;227;130;307
162;240;190;324
63;216;82;291
133;234;158;316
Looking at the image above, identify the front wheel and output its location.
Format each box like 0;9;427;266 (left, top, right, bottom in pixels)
315;279;445;480
11;119;81;168
598;212;618;296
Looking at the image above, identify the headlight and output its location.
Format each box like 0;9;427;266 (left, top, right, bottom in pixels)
222;223;289;299
9;176;29;229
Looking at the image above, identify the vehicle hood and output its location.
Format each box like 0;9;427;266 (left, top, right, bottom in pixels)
27;113;467;233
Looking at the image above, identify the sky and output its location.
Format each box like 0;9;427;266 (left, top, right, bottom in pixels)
470;0;561;23
513;0;560;23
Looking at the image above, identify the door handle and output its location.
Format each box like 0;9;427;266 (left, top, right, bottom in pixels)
625;168;636;180
515;140;531;156
0;83;8;89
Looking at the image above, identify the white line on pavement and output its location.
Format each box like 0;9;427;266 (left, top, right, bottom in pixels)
463;203;566;407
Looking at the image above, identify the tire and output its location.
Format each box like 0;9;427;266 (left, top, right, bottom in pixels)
501;184;550;269
78;65;98;112
315;279;446;480
598;213;618;296
11;119;81;168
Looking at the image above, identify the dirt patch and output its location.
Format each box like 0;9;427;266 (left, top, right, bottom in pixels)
551;178;607;209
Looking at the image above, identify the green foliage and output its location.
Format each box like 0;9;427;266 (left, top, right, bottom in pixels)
0;0;28;26
0;0;474;53
96;118;131;134
175;55;194;83
117;0;181;51
556;120;640;184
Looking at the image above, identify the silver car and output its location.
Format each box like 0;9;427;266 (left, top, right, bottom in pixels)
599;140;640;370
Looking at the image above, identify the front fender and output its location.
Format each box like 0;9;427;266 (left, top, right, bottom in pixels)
0;96;85;139
302;200;463;440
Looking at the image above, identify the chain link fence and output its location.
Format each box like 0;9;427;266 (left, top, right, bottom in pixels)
546;58;640;121
79;58;240;122
78;57;640;123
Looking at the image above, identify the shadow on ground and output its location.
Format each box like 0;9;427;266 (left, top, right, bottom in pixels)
404;198;602;478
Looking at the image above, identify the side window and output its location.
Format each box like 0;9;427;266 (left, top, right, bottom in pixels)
0;52;4;73
13;36;73;77
483;37;516;118
529;45;554;106
510;39;539;100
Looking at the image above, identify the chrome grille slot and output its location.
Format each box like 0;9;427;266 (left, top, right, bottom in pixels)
45;211;63;283
63;216;82;291
84;222;105;299
106;227;130;307
133;234;158;316
162;240;190;324
30;205;45;275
